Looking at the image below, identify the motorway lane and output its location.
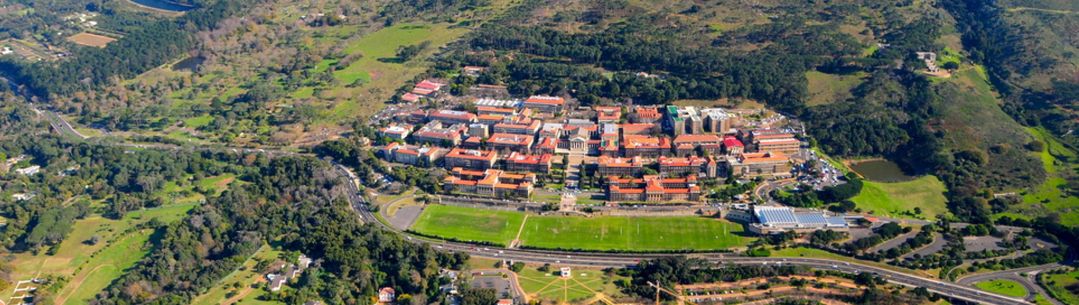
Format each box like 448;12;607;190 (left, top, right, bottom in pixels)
41;118;1038;305
335;166;1033;305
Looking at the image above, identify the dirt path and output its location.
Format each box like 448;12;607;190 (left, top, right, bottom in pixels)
510;214;530;248
53;263;115;305
222;277;267;305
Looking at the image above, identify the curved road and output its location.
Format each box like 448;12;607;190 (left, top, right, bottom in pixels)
957;264;1066;305
37;113;1040;305
334;165;1035;305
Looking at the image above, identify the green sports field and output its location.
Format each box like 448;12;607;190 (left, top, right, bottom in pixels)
409;205;753;251
409;205;525;246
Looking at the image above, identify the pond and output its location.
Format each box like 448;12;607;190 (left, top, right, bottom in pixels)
848;159;915;182
172;56;204;72
129;0;198;12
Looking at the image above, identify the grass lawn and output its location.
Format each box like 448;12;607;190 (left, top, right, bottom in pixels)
1042;269;1079;305
805;71;866;106
850;175;949;220
974;279;1028;298
57;229;154;305
515;265;625;303
197;174;237;196
183;114;214;128
519;215;752;252
410;205;525;246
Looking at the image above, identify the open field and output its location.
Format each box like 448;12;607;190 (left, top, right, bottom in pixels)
410;205;754;251
515;264;626;303
519;215;752;251
850;175;949;220
410;205;525;246
56;229;153;305
1042;269;1079;305
805;71;866;106
1009;127;1079;225
67;32;117;48
974;279;1028;298
320;23;470;121
190;245;282;305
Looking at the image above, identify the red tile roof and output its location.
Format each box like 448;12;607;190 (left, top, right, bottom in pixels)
722;136;744;147
673;134;722;145
445;148;496;161
524;95;565;106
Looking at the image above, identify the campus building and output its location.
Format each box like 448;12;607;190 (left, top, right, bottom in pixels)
443;148;498;170
379;123;413;141
622;135;671;158
487;133;535;153
756;137;801;155
700;108;734;134
631;106;662;123
727;152;791;178
493;119;542;135
412;121;467;147
748;206;849;234
597;156;644;177
606;175;701;202
522;95;566;113
658;156;719;178
594;106;622;123
504;152;553;174
672;134;723;157
381;142;446;166
443;168;535;198
428;109;477;125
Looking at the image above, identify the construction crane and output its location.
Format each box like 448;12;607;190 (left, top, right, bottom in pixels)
646;281;698;305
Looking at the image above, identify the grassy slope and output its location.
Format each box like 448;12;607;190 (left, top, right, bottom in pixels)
410;205;525;246
320;23;469;121
1003;127;1079;225
1042;269;1079;305
805;71;866;106
936;65;1032;152
190;245;282;305
974;279;1029;298
850;176;949;220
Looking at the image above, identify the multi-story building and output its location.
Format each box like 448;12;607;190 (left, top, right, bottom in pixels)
606;175;701;202
723;136;744;155
522;95;565;113
504;152;553;174
630;106;662;123
493;119;542;135
487;133;535;153
621;123;658;136
672;134;723;157
700;108;734;134
443;168;534;198
443;148;498;170
727;152;791;178
622;135;671;158
535;136;559;155
468;123;489;138
476;106;517;116
594;106;621;123
597;156;644;177
380;143;446;166
658;156;719;178
665;106;704;135
379;123;413;141
412;121;466;147
756;137;801;155
428;110;477;125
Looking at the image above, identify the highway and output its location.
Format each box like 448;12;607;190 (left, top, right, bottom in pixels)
34;113;1040;305
332;165;1034;305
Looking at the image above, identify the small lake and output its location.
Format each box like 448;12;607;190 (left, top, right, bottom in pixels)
848;159;915;182
172;56;204;72
129;0;198;12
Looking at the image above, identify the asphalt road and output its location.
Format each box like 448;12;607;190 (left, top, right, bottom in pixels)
333;166;1034;305
957;263;1066;305
39;113;1040;305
